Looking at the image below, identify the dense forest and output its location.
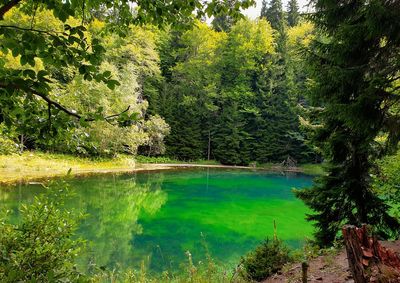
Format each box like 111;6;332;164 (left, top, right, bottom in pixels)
0;0;316;165
1;0;400;282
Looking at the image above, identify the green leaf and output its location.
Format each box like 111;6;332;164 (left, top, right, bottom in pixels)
37;70;49;79
103;71;112;78
20;55;28;65
78;65;86;75
23;69;36;79
106;80;120;90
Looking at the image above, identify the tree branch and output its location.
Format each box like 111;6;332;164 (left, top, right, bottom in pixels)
0;82;131;122
0;0;23;20
0;24;64;36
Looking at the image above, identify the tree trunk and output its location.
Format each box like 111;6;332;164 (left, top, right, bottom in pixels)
342;225;400;283
207;130;211;161
19;134;24;153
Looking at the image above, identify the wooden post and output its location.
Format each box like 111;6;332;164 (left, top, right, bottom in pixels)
301;261;308;283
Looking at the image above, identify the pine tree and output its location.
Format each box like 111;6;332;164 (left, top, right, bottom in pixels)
287;0;299;27
261;0;284;33
260;0;268;19
295;0;400;246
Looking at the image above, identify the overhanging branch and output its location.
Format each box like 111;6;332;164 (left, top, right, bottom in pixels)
0;0;23;20
0;82;131;123
0;25;64;36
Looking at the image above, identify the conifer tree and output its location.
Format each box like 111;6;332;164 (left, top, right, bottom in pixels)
260;0;268;19
296;0;400;246
287;0;299;27
261;0;284;33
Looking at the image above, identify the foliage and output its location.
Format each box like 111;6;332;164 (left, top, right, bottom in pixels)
0;0;254;123
286;0;300;27
0;125;18;154
0;0;255;158
0;151;137;184
147;18;316;165
0;189;86;282
373;151;400;219
240;238;292;281
0;135;17;154
0;0;320;166
139;115;171;156
0;9;170;157
295;0;400;246
211;0;238;32
299;163;325;176
261;0;284;33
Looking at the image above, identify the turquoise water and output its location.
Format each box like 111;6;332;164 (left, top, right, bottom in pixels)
0;168;313;274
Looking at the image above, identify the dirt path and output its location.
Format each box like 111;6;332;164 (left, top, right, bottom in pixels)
263;241;400;283
264;249;352;283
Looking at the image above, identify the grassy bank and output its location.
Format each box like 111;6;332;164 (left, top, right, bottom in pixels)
135;155;221;165
0;152;144;184
0;152;324;184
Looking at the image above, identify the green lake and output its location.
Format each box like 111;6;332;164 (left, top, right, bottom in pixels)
0;168;314;274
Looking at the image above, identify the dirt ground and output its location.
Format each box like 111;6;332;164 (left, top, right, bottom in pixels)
263;241;400;283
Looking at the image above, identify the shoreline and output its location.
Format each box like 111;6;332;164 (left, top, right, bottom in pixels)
0;153;320;185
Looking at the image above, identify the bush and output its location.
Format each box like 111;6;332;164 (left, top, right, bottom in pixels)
0;189;86;282
240;238;292;282
0;125;18;154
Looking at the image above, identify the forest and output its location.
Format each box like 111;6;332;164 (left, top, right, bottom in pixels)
0;0;399;282
1;0;315;166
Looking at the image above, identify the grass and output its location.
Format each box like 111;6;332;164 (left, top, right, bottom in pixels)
0;152;141;184
298;163;326;175
0;152;324;184
135;155;221;165
0;152;223;184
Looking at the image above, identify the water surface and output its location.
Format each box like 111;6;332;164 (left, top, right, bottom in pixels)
0;168;313;273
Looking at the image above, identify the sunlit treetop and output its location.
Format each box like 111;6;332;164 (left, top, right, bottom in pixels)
0;0;255;125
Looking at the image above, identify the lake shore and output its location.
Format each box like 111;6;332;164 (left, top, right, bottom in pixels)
0;152;323;185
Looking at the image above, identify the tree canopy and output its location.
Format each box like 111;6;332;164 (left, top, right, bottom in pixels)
0;0;254;126
296;0;400;246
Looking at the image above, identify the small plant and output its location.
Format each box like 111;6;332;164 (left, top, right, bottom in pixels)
0;128;18;154
0;188;86;282
240;238;292;282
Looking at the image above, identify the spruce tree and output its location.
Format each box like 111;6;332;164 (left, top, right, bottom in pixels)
287;0;299;27
261;0;284;33
260;0;268;19
296;0;400;246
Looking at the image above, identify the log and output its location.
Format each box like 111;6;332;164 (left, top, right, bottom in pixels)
342;225;400;283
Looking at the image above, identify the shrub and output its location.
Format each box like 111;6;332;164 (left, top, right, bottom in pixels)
240;238;292;282
0;190;86;282
0;125;18;154
0;135;18;154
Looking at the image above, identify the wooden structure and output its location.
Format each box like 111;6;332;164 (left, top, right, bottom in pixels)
342;225;400;282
